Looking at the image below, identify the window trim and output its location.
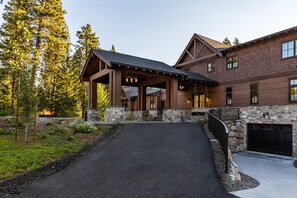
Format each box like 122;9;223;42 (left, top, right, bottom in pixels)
289;77;297;103
250;83;259;105
226;56;238;70
226;87;232;105
207;63;214;72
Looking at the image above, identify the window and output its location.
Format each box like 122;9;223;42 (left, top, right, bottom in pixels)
226;56;238;69
150;97;156;110
226;87;232;105
207;63;214;72
295;40;297;56
282;41;295;58
250;84;258;104
289;79;297;102
282;40;297;59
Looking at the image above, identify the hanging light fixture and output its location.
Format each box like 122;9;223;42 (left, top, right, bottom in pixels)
125;76;138;84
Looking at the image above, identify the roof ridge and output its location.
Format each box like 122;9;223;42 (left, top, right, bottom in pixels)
93;49;168;65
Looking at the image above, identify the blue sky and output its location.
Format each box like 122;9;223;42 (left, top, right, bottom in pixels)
1;0;297;65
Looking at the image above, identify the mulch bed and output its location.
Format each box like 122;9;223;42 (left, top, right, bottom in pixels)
0;124;122;198
203;124;259;192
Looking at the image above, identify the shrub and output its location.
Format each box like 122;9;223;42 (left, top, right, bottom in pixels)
0;110;9;116
66;131;74;141
45;122;54;126
6;118;23;127
54;125;69;134
70;120;97;133
0;128;14;135
40;133;48;140
125;114;135;121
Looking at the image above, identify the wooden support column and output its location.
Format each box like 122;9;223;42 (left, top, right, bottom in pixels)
112;70;122;106
109;71;113;106
165;80;170;109
170;79;178;109
88;80;97;109
138;86;147;110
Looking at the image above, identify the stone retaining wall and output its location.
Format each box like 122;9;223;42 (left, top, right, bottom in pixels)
105;107;161;123
221;105;297;157
162;109;191;123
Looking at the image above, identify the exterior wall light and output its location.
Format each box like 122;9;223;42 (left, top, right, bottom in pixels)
179;85;185;90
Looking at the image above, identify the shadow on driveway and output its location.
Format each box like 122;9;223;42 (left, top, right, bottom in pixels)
14;123;235;198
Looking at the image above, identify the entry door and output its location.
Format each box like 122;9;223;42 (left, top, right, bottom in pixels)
248;124;292;156
194;94;205;108
161;100;165;114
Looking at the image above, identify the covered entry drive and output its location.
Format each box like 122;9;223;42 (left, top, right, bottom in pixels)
247;124;292;156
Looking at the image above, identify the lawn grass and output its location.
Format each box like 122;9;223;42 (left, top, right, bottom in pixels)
0;123;111;180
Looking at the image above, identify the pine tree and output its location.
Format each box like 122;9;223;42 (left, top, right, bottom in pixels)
51;52;79;117
110;44;116;52
0;0;34;114
97;83;109;120
33;0;70;114
73;24;99;117
233;37;240;45
223;37;231;46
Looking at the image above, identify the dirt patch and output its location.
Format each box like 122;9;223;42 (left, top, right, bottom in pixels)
0;124;122;198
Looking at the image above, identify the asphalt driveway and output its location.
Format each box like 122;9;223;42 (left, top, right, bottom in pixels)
13;123;234;198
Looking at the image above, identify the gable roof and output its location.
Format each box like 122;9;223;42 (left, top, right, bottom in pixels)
81;49;217;85
196;34;230;51
175;34;229;65
92;49;186;76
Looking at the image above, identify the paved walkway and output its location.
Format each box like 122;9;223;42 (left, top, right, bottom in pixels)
231;152;297;198
13;123;233;198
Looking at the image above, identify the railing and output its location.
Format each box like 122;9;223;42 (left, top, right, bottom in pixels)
208;109;229;173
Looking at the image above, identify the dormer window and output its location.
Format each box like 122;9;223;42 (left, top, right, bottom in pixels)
226;56;238;69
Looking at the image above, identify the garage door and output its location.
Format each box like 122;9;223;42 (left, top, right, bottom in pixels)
248;124;292;156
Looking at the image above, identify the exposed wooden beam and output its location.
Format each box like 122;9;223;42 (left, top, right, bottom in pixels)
195;44;204;58
90;68;111;81
186;50;194;60
176;53;217;67
140;76;168;87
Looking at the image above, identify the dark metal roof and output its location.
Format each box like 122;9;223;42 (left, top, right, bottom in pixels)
183;70;218;84
93;49;186;76
122;86;161;100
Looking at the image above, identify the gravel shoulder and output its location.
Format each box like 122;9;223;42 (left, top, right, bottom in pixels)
203;124;259;192
0;124;121;198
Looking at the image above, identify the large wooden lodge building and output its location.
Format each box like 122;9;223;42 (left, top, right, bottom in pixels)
81;26;297;157
82;25;297;111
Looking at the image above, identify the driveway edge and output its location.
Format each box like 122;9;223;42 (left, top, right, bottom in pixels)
203;124;259;192
0;124;122;198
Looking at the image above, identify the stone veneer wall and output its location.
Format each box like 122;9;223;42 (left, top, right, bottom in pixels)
85;109;100;122
105;108;193;123
162;109;191;123
222;105;297;157
105;107;161;123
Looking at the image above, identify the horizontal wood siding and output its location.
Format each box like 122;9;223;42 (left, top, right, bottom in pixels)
208;75;297;107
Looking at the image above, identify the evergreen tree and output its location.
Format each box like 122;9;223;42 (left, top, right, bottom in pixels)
97;83;109;120
233;37;240;45
110;44;116;52
73;24;99;117
223;37;231;46
51;52;79;117
34;0;70;114
0;0;34;114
